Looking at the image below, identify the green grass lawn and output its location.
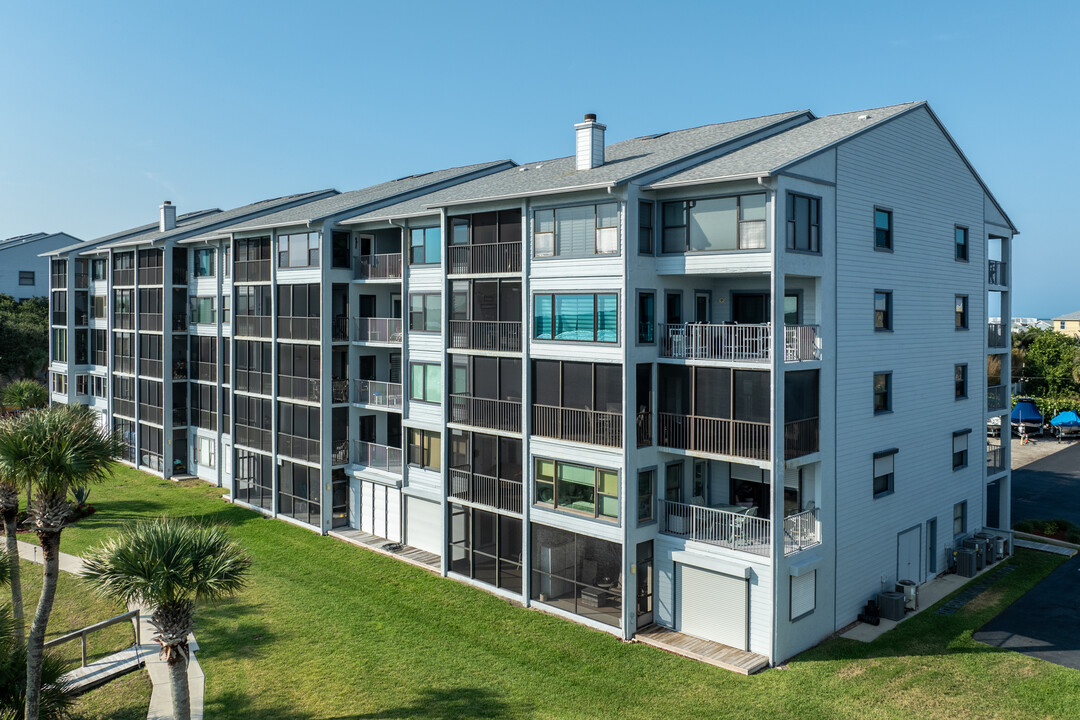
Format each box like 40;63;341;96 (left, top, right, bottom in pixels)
18;464;1080;719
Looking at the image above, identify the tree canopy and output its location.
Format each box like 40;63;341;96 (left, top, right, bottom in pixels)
0;295;48;382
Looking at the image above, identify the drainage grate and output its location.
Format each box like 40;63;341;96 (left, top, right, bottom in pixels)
935;565;1016;615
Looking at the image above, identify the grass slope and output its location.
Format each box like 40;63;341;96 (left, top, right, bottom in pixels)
26;465;1080;719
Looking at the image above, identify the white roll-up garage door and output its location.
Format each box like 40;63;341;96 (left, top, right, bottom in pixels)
406;496;442;555
385;487;402;542
677;564;748;651
360;482;374;535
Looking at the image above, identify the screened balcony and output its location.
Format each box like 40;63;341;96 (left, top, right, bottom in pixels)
988;259;1007;287
448;243;521;275
354;253;402;280
988;322;1007;348
448;469;522;513
532;405;622;448
447;210;522;275
449;320;522;353
450;395;522;433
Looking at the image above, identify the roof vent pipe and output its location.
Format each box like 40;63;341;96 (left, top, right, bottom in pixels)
575;113;606;170
159;201;176;232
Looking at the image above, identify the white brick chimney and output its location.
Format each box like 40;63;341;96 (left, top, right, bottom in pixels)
575;113;606;170
160;201;176;232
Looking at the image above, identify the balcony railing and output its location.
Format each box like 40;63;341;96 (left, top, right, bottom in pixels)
450;395;522;433
354;253;402;280
278;316;320;341
234;424;272;453
351;440;402;475
784;417;819;459
988;384;1008;412
636;411;652;447
279;375;320;402
658;500;771;557
657;412;769;461
988;322;1007;348
355;317;402;344
783;508;820;555
235;316;271;337
448;242;521;275
532;404;622;448
987;444;1005;475
659;323;820;363
353;380;403;408
234;260;270;283
448;469;522;513
989;259;1007;286
278;433;320;463
449;320;522;352
329;439;349;466
331;379;349;404
331;316;349;342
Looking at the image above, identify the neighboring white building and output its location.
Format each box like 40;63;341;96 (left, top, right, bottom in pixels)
47;102;1016;669
0;232;82;299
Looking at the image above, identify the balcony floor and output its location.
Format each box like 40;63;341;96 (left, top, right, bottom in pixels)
635;625;769;675
328;529;439;572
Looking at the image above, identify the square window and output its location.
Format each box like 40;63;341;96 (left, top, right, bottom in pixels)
955;226;968;261
874;209;892;250
955;295;968;330
873;450;896;498
874;372;891;413
955;364;967;399
874;291;892;331
19;271;35;285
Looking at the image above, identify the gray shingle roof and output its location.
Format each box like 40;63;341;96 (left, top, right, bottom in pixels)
96;190;337;251
202;160;514;236
1053;311;1080;322
44;209;223;256
342;111;812;224
647;103;923;188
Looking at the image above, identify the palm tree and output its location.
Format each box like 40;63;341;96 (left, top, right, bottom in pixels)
0;405;120;720
0;606;76;720
81;518;251;720
0;381;48;415
0;462;23;645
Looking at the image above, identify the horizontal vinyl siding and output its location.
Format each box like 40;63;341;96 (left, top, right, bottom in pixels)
832;107;988;626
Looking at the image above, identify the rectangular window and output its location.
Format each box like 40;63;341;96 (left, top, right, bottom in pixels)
638;292;655;344
661;193;765;253
638;469;655;523
277;231;320;268
875;208;892;250
92;375;107;398
791;571;816;620
51;328;67;362
955;226;968;261
955;295;968;329
194;248;216;277
873;449;896;498
953;501;967;536
91;295;106;319
955;364;967;399
533;293;618;343
534;457;618;520
189;297;217;324
874;290;892;331
75;374;89;396
786;193;821;253
196;436;216;469
407;428;441;471
953;430;970;470
533;203;619;258
638;201;654;254
410;362;442;403
19;271;34;285
91;259;107;281
873;372;891;414
408;293;441;332
409;227;442;265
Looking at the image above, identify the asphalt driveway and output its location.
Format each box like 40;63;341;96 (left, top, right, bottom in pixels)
1010;441;1080;525
974;554;1080;669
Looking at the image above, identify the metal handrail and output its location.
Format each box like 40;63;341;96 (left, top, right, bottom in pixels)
43;609;141;668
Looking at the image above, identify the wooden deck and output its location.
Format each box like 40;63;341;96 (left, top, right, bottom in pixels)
635;625;769;675
327;528;441;572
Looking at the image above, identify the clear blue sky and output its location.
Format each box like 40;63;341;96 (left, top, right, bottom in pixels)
1;1;1074;317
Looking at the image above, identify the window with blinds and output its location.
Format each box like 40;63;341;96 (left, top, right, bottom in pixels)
533;203;619;258
873;449;897;498
533;292;618;343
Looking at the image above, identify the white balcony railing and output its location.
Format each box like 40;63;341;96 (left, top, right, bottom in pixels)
353;380;403;408
355;317;403;344
658;500;771;557
351;440;402;475
783;508;820;554
659;323;819;363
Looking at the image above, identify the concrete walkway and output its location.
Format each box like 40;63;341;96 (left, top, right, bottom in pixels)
16;540;204;719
